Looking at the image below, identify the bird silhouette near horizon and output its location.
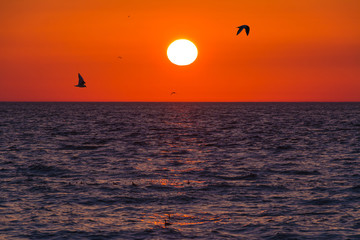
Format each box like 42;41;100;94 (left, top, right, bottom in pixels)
236;25;250;36
75;73;86;88
171;92;176;95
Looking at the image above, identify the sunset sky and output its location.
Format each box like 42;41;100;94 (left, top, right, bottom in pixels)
1;0;359;102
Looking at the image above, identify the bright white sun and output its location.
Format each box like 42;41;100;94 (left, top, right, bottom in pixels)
167;39;198;66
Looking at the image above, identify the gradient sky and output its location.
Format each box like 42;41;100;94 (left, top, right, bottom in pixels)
1;0;359;101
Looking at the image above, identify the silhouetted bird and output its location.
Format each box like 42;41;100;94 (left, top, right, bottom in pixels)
236;25;250;36
171;92;176;95
75;73;86;88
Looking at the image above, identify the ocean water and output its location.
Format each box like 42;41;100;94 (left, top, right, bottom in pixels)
0;102;359;240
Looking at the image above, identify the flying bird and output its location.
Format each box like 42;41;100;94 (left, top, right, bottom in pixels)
236;25;250;36
171;92;176;95
75;73;86;88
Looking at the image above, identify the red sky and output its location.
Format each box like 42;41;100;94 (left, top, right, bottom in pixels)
0;0;359;101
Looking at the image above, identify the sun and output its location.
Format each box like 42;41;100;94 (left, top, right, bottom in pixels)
167;39;198;66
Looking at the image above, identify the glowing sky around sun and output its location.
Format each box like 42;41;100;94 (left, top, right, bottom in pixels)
0;0;359;102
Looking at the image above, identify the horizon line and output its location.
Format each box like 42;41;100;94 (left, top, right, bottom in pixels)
0;101;359;103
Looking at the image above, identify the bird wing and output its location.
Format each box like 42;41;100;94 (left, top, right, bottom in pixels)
78;74;85;85
237;25;250;36
236;26;243;35
244;25;250;35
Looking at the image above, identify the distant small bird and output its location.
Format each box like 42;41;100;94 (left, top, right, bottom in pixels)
164;219;172;227
236;25;250;36
131;182;137;186
75;73;86;88
171;92;176;95
118;56;122;59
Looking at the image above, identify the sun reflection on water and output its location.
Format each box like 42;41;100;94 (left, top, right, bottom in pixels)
140;212;231;230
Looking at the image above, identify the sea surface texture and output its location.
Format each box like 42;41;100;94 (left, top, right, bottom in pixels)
0;102;359;240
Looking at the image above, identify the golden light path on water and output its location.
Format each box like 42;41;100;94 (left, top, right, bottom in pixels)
2;103;359;239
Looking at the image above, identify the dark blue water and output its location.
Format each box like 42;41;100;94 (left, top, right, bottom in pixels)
0;102;359;239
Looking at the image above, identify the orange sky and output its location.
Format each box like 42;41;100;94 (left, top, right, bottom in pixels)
0;0;359;102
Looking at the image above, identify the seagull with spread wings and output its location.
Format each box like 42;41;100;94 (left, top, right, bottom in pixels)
75;73;86;88
236;25;250;36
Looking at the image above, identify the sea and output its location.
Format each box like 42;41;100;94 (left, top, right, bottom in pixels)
0;102;359;240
